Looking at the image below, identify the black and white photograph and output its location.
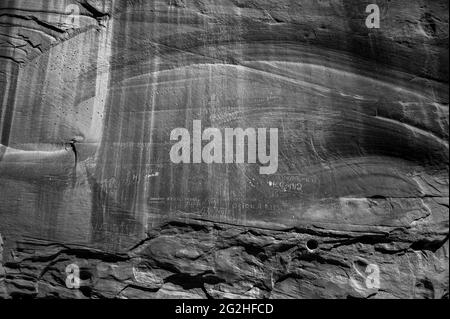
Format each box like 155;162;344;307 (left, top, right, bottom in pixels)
0;0;448;308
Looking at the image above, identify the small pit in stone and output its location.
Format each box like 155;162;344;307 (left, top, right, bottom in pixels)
79;269;92;281
306;239;319;251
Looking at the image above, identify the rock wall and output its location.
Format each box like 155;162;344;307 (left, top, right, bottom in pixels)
0;0;448;299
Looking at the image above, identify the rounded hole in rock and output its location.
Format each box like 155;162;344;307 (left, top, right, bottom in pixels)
306;239;319;251
79;269;92;281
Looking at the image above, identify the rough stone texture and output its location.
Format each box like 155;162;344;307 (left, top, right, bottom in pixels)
0;0;448;299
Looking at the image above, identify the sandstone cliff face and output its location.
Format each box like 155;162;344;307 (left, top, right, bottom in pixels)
0;0;448;299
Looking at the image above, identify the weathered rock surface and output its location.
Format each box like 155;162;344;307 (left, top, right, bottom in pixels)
0;0;448;299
